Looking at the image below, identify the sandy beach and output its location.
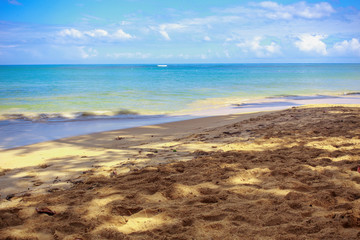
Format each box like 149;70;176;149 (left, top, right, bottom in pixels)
1;104;360;239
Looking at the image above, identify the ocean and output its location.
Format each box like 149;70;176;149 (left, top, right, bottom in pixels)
1;63;360;149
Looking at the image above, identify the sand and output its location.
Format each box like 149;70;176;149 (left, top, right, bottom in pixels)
1;105;360;239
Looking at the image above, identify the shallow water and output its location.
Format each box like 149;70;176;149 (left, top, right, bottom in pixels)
1;64;359;119
1;64;360;149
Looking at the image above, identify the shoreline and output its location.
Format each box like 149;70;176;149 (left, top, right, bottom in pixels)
1;93;360;150
2;92;360;121
0;103;359;198
1;104;360;239
0;110;273;200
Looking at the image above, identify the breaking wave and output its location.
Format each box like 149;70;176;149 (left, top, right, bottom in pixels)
0;109;140;122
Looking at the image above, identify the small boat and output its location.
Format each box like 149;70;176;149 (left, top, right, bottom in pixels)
157;65;167;67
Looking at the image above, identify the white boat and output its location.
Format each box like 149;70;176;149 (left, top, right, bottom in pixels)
157;65;167;67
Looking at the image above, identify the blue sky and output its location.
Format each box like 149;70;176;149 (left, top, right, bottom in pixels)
0;0;360;64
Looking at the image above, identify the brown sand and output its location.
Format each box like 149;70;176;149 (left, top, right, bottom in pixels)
1;105;360;239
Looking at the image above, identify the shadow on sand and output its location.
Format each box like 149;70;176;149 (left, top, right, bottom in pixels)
1;106;360;239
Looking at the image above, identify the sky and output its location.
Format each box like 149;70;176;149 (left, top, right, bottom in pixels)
0;0;360;64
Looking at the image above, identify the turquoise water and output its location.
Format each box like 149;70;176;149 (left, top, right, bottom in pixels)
1;64;359;119
1;63;360;149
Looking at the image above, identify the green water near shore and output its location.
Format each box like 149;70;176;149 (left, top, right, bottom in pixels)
1;63;359;120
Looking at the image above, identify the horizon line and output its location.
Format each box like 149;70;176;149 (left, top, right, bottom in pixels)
1;62;360;66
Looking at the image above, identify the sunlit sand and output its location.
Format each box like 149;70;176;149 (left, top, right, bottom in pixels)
1;104;360;239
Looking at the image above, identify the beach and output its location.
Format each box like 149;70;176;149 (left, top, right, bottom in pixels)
2;0;360;238
1;104;360;239
1;94;360;150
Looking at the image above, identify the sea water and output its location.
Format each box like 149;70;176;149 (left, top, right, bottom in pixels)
1;63;360;148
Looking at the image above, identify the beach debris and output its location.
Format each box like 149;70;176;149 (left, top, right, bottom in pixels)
115;136;124;140
33;181;43;186
19;192;31;197
110;170;117;178
172;149;177;152
80;156;88;158
193;150;209;157
357;166;360;173
72;180;84;184
39;164;49;169
6;194;15;201
53;176;61;183
47;188;60;193
35;207;56;216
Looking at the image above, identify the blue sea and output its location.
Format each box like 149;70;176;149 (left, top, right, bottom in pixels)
1;63;360;149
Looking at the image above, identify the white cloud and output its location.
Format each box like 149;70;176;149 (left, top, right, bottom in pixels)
121;21;131;26
332;38;360;56
151;16;245;41
79;47;97;59
200;54;207;59
178;54;190;59
0;45;17;48
58;28;133;41
8;0;21;5
107;52;150;59
295;34;327;55
237;37;281;57
204;36;211;41
59;28;83;38
82;14;103;21
181;16;241;26
155;23;186;40
85;29;108;37
162;24;185;30
225;35;242;42
255;1;335;19
159;30;170;41
113;29;133;39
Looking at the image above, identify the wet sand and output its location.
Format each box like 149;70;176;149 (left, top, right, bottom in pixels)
2;94;360;150
1;105;360;239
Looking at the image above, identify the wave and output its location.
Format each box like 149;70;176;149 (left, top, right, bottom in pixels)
0;109;140;122
78;109;138;117
2;92;360;122
265;92;360;100
344;92;360;96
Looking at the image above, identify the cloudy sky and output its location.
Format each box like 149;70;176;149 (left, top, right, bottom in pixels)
0;0;360;64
